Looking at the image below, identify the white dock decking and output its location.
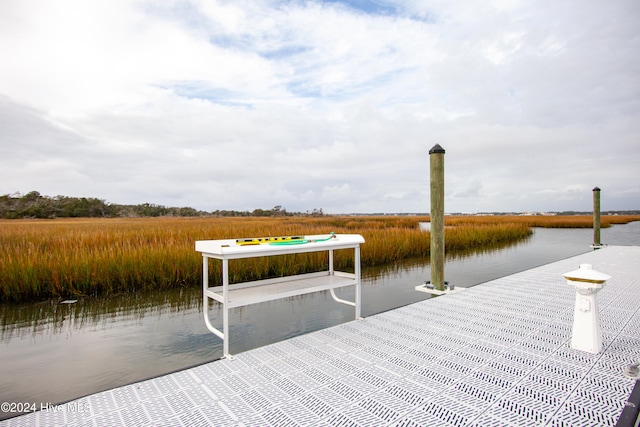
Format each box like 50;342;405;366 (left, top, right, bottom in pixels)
3;246;639;426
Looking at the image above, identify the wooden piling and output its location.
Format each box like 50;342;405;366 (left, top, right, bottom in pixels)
593;187;601;247
429;144;445;291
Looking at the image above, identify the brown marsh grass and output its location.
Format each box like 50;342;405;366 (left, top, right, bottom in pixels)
1;215;638;303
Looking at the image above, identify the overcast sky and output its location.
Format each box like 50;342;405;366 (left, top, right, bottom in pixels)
1;0;639;214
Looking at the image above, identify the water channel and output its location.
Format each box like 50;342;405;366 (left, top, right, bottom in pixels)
1;221;639;419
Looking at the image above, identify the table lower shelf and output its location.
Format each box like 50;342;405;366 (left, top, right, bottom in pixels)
204;271;356;308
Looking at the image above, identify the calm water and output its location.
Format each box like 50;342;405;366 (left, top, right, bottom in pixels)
1;222;639;418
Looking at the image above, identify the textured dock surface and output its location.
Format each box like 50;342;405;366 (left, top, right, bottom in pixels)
3;246;639;426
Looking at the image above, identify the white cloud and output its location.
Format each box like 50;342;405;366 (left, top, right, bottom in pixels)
483;31;524;65
1;0;639;213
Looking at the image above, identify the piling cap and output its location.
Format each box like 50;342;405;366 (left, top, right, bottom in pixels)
593;187;601;192
429;144;445;154
563;263;610;284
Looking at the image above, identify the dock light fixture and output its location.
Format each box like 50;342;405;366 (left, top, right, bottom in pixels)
563;263;611;354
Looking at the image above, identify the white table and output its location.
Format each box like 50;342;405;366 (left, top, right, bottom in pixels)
195;234;365;358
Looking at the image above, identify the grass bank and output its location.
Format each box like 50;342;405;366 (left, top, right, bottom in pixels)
1;215;638;303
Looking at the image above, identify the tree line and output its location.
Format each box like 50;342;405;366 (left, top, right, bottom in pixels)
0;192;325;219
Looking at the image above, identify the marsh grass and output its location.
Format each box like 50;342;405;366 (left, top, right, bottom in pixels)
1;215;638;303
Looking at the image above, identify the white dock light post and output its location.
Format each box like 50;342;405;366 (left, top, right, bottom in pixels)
429;144;445;292
563;264;611;354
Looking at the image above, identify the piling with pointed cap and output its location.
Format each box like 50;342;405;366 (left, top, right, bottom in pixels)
429;144;445;291
593;187;601;247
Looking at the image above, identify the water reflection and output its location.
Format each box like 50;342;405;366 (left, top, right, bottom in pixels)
1;221;638;420
364;232;533;281
1;288;201;343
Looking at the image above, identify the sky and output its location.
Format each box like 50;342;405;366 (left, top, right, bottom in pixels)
1;0;639;214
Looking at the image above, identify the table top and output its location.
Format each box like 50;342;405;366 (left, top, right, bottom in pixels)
195;233;365;258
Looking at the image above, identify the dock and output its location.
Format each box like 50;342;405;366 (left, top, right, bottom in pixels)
3;246;639;426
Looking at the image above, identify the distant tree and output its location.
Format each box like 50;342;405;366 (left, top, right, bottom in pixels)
0;191;325;218
272;205;287;216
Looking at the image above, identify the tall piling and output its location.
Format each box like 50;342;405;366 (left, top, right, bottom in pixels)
593;187;601;247
429;144;445;291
